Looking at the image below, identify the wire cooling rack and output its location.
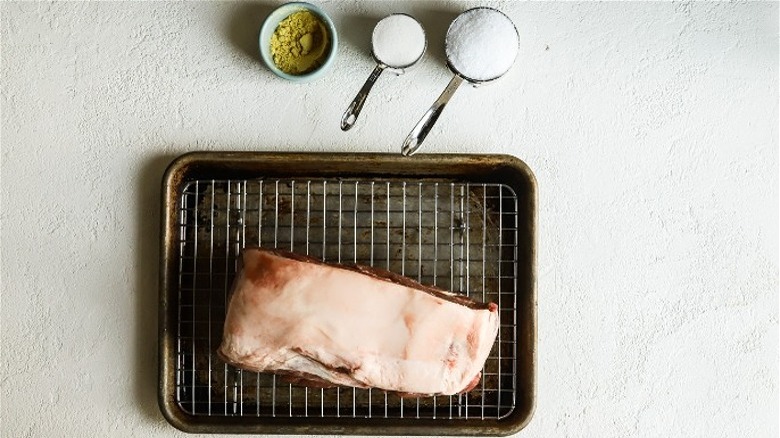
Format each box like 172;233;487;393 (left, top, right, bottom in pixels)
175;178;519;420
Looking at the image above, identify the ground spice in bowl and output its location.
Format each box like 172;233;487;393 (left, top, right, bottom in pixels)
270;10;330;75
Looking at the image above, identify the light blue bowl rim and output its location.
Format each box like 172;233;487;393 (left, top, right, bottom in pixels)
258;2;338;82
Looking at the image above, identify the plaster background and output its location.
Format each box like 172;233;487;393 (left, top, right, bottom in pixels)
2;1;778;437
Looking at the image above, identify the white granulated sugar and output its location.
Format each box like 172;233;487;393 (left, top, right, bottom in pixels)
372;14;426;68
446;8;518;82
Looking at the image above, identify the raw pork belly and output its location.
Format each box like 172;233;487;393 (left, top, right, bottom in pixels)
217;248;499;396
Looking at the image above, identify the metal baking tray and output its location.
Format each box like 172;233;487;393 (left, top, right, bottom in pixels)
159;152;536;435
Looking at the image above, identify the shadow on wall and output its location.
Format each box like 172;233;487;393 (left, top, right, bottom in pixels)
225;1;277;63
337;12;383;57
134;153;179;422
410;4;462;66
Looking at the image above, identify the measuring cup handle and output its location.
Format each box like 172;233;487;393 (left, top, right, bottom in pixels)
401;75;463;156
341;65;385;131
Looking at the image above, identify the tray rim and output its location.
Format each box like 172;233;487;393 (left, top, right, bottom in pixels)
158;152;537;436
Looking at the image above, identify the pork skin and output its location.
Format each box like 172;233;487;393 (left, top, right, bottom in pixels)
217;248;499;396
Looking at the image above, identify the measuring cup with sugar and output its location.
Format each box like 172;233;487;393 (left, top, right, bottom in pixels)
401;7;518;156
341;14;426;131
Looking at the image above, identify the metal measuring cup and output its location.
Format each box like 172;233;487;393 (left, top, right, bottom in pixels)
401;7;519;156
341;14;427;131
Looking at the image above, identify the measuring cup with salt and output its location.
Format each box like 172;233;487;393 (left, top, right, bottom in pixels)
341;14;426;131
401;7;519;156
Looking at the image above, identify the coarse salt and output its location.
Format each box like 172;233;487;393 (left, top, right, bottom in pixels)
446;8;518;82
372;14;426;68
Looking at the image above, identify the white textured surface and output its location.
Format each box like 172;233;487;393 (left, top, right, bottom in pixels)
1;1;777;437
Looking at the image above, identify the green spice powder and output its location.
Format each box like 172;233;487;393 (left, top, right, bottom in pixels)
270;11;329;75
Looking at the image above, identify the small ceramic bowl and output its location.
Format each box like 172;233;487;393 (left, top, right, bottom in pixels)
259;2;338;82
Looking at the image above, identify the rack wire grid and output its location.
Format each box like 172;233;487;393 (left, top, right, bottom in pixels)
175;178;519;420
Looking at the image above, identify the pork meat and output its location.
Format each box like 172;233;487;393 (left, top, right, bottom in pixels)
217;248;499;396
